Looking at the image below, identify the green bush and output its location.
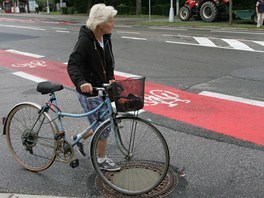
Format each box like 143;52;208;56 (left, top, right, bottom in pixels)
67;7;75;14
61;7;68;14
117;4;130;14
73;0;88;13
151;4;170;16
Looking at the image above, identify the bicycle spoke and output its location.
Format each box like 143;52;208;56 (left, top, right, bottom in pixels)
91;116;169;195
6;103;56;171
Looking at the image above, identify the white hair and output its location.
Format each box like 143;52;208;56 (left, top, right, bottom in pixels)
86;4;117;31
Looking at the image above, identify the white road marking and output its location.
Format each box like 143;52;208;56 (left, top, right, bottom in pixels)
117;31;140;34
6;49;44;58
162;34;190;37
211;30;264;35
166;40;264;53
253;40;264;46
55;30;70;33
52;28;68;30
149;27;187;31
13;72;46;83
168;34;264;43
114;71;142;78
199;91;264;107
193;37;217;47
115;25;132;28
0;24;45;31
166;40;212;47
221;39;254;51
121;36;147;41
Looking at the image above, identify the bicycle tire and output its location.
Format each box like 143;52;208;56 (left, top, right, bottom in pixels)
90;116;170;195
5;102;57;172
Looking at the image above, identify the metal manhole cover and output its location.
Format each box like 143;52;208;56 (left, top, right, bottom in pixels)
95;162;178;198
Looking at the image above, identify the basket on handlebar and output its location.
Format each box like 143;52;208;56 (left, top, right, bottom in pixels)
110;77;145;112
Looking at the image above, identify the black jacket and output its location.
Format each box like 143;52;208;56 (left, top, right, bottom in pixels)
258;0;264;13
67;26;115;95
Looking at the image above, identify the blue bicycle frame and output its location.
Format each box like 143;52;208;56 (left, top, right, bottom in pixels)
46;91;114;147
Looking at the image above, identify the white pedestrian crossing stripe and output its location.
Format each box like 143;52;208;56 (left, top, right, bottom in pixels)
221;39;254;51
253;40;264;46
165;35;264;52
194;37;217;47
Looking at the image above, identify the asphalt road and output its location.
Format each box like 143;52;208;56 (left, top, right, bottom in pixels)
0;13;264;197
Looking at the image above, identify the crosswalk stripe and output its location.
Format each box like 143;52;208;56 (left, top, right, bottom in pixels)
194;37;217;47
253;40;264;46
221;39;254;51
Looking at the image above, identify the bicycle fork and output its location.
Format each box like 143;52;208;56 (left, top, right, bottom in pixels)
113;118;137;160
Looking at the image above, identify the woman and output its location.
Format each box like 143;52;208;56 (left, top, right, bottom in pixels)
67;4;120;171
256;0;264;28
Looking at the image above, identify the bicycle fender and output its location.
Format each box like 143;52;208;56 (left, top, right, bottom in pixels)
2;102;59;136
2;102;38;135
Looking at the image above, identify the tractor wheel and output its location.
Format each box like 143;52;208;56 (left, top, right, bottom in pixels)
252;12;257;24
200;1;218;22
179;6;192;21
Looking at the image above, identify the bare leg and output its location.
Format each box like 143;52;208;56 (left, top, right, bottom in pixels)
82;130;93;140
97;140;107;158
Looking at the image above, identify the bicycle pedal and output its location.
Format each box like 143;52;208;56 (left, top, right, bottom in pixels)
70;159;79;169
54;131;65;140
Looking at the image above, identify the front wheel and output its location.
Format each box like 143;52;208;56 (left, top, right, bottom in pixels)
90;116;170;195
5;102;57;172
179;6;192;21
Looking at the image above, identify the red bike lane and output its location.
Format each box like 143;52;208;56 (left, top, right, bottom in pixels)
1;49;264;146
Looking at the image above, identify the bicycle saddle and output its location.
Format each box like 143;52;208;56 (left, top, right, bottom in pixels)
37;81;63;94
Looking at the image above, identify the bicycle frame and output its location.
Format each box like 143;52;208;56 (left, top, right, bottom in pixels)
45;92;110;144
44;91;130;156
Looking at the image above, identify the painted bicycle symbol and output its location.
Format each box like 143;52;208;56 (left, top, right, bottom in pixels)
144;90;191;107
11;61;46;68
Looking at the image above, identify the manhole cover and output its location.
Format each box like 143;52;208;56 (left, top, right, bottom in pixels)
95;162;178;197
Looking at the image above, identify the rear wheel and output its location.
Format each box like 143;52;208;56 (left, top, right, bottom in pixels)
91;116;170;195
200;1;218;22
5;103;56;172
179;6;192;21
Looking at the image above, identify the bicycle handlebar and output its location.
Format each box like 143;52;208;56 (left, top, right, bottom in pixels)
92;84;111;97
93;83;110;92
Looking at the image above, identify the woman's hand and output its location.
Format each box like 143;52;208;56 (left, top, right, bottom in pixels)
109;79;115;84
80;83;93;93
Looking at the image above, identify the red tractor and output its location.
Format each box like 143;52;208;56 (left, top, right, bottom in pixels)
179;0;229;22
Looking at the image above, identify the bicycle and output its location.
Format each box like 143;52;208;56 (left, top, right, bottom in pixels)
3;77;170;195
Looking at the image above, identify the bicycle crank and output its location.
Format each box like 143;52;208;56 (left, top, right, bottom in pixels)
55;140;75;163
